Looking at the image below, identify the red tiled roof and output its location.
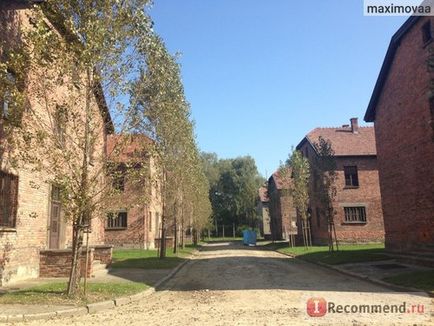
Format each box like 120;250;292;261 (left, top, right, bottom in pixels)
107;134;154;162
300;126;376;156
271;169;292;190
258;186;269;202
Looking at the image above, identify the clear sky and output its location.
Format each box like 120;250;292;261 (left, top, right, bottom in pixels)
148;0;407;178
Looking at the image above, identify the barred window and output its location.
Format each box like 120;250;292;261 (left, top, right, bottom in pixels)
0;171;18;228
106;211;127;229
344;207;367;223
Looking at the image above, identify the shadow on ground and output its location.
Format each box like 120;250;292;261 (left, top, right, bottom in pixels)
104;242;429;298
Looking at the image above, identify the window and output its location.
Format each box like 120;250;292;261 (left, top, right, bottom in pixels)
155;212;160;233
106;211;127;229
344;166;359;187
344;207;367;223
1;71;16;120
53;105;67;146
0;171;18;228
148;211;152;230
112;166;126;192
422;21;432;45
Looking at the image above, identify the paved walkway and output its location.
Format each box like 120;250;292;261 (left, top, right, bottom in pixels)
16;242;433;325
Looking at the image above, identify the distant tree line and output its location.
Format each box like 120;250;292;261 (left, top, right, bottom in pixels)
201;153;264;237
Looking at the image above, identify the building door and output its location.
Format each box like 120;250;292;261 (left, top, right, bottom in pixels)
49;186;62;249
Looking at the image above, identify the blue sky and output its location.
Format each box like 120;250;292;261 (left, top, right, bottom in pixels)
149;1;407;177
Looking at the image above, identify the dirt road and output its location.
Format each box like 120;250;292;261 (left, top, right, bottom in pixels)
20;242;433;325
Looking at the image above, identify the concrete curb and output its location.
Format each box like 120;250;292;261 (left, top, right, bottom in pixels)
0;252;195;323
276;250;434;298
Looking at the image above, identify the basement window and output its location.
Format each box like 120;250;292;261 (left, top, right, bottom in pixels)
422;21;432;45
344;207;367;224
0;171;18;228
106;211;128;229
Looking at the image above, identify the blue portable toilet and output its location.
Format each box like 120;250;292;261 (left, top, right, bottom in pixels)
242;229;257;246
242;229;249;245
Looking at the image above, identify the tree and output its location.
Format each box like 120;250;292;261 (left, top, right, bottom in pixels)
312;137;339;252
1;1;154;296
202;153;264;236
288;149;311;248
131;34;211;257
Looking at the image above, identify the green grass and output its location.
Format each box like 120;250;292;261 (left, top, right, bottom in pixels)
383;270;434;294
111;244;198;269
204;237;243;242
276;243;388;265
0;281;148;305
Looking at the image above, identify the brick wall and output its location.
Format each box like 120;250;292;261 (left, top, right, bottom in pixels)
373;17;434;253
92;245;113;265
39;249;94;278
268;175;297;241
299;142;384;245
0;3;108;285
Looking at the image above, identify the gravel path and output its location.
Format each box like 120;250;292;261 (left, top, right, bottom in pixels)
18;242;433;325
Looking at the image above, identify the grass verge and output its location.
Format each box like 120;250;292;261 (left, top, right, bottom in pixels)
111;244;198;269
383;270;434;295
0;281;148;305
203;237;243;242
275;243;388;265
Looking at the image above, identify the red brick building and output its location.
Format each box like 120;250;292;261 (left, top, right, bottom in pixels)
296;118;385;244
105;135;162;249
267;171;297;241
364;16;434;256
0;1;112;284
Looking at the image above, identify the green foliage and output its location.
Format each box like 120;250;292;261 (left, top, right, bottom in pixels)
0;281;148;305
288;149;310;221
131;34;211;253
311;136;338;250
201;153;264;230
112;245;197;269
277;244;387;265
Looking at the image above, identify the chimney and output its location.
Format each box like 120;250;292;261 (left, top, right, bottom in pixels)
350;117;359;133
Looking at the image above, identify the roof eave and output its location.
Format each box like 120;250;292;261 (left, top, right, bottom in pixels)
364;15;421;122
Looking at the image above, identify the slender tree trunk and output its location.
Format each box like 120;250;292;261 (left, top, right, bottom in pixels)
222;224;225;238
232;223;235;238
173;205;177;254
83;229;90;295
192;228;198;245
215;218;218;237
160;218;167;258
67;223;84;296
67;69;92;297
331;210;339;251
159;171;167;259
303;219;309;249
181;220;185;250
